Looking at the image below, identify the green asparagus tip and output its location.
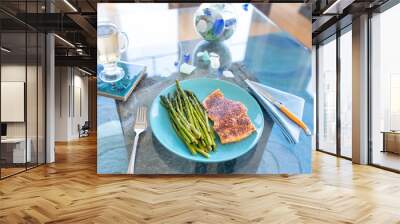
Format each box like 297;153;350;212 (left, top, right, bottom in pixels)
196;148;210;158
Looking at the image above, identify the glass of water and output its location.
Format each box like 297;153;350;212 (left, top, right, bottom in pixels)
97;22;129;83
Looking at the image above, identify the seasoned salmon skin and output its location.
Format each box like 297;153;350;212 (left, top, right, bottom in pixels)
203;89;256;144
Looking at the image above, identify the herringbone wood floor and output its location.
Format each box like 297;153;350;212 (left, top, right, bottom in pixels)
0;135;400;224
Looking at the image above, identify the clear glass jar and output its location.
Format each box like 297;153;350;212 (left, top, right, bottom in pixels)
194;3;237;42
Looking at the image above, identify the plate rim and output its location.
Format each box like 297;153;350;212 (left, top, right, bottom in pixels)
149;77;264;163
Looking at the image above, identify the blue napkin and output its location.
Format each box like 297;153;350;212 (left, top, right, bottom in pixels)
245;80;305;144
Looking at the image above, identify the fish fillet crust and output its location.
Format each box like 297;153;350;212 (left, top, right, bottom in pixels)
203;89;256;144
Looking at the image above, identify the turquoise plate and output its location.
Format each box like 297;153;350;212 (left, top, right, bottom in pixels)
150;78;264;163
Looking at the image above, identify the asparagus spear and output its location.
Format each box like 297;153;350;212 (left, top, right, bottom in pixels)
161;96;198;144
187;92;216;149
190;102;212;149
172;122;197;155
163;95;202;139
176;81;195;126
195;147;210;158
160;80;216;158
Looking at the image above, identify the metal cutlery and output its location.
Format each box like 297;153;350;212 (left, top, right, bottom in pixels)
246;80;311;136
127;106;147;174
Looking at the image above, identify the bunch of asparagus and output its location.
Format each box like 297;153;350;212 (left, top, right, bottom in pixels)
160;80;216;158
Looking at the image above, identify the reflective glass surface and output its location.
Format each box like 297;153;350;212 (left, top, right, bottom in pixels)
340;29;352;158
371;4;400;171
97;3;313;174
317;37;337;155
0;1;46;179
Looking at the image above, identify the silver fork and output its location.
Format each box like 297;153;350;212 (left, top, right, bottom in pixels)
127;106;147;174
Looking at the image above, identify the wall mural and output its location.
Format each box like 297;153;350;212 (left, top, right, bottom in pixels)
97;3;314;174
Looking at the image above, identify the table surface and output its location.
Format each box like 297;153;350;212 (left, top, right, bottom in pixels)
97;3;313;174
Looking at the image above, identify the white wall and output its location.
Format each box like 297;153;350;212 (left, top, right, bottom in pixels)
71;73;89;138
1;63;46;164
55;66;69;141
1;65;26;141
54;67;89;141
1;65;34;138
1;82;25;122
1;66;26;135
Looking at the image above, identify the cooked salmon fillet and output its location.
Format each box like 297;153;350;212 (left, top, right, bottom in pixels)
203;89;256;144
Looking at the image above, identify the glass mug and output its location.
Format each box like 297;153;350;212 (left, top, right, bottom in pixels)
97;22;129;83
